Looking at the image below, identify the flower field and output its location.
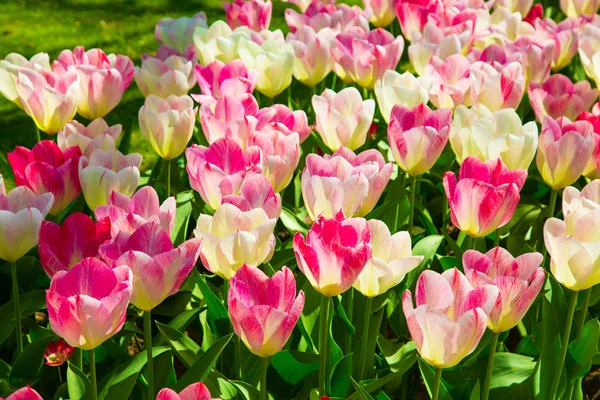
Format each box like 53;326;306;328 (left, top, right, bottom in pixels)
2;0;600;399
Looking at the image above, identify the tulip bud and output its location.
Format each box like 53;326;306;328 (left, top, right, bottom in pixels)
199;94;259;148
59;118;122;157
0;52;50;108
374;70;430;124
224;0;272;31
134;45;196;98
286;26;335;88
44;339;74;366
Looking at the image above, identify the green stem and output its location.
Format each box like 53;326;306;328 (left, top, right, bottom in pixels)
548;290;578;400
331;74;337;92
567;289;592;399
89;349;98;400
493;229;500;249
166;159;171;197
482;332;500;400
73;348;83;370
35;126;41;144
394;173;406;233
223;279;229;302
144;310;154;400
260;356;270;400
357;296;373;381
236;336;243;381
11;261;22;356
542;190;558;267
362;86;369;100
319;295;331;397
344;288;354;354
432;367;443;400
408;175;417;236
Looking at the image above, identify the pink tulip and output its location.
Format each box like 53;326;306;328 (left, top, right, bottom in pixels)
496;0;534;16
15;68;79;134
402;268;499;368
156;382;214;400
99;222;201;311
443;156;527;237
532;17;580;72
529;74;598;123
228;264;304;357
0;386;43;400
285;2;370;34
52;47;134;119
39;212;110;278
0;52;51;108
155;13;208;54
536;116;595;190
508;36;555;84
407;23;464;76
44;338;74;366
388;103;452;176
425;54;472;109
363;0;396;27
59;118;122;157
185;138;262;210
199;94;259;148
560;0;600;17
578;107;600;179
46;257;132;350
524;4;544;24
222;174;281;219
294;210;372;296
193;60;257;104
95;186;176;239
563;179;600;217
255;104;312;143
224;0;272;31
396;0;441;42
468;61;525;112
331;28;404;90
286;25;335;88
78;149;142;211
8;140;81;215
463;248;544;333
0;187;53;262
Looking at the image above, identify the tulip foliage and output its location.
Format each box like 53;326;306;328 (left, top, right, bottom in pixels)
4;0;600;400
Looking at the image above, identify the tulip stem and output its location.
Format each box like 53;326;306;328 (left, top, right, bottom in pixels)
89;349;98;400
482;332;499;400
344;288;354;354
166;159;171;196
144;310;154;400
408;175;417;236
35;126;41;144
72;348;82;370
567;288;592;400
236;336;243;380
10;261;22;356
493;229;500;248
357;296;373;382
549;290;578;400
260;356;270;400
432;367;442;400
319;295;331;397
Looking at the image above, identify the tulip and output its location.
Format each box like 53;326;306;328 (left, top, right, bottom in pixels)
362;0;396;27
199;94;259;148
186;138;262;210
139;95;196;161
536;116;594;190
425;54;472;109
156;382;214;400
0;174;4;195
134;45;196;98
285;2;370;33
396;0;441;42
478;7;533;46
331;28;404;90
52;47;135;119
524;4;543;24
578;23;600;88
443;156;527;238
193;59;257;104
374;70;430;124
496;0;534;16
8;140;81;215
155;12;208;54
44;339;74;366
353;220;423;297
78;148;142;211
450;105;538;171
563;179;600;217
224;0;272;31
94;186;176;239
228;264;304;357
0;386;44;400
15;68;79;134
286;26;335;88
582;113;600;178
222;174;282;219
281;0;319;13
388;103;452;176
508;36;555;84
402;268;499;369
463;248;544;333
46;257;132;350
531;17;579;72
58;118;122;157
302;148;392;221
0;186;53;262
248;129;300;193
529;74;598;123
469;61;525;112
312;87;375;151
193;203;276;279
193;22;251;66
238;38;294;98
0;52;50;108
560;0;600;16
408;25;464;77
255;104;312;143
39;212;110;278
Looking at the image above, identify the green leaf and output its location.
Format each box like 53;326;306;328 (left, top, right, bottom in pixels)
98;347;170;400
153;308;201;347
470;380;480;400
567;318;600;381
378;337;417;374
280;206;309;235
269;248;296;270
196;275;231;336
117;117;134;154
67;363;91;400
174;333;234;392
539;296;563;400
231;380;260;400
405;235;444;290
331;353;353;398
171;190;194;246
350;377;376;400
418;358;451;400
9;335;55;385
270;350;319;386
490;353;536;389
155;321;201;368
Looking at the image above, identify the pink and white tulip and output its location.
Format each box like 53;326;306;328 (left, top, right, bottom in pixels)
508;36;555;84
0;52;50;108
8;140;81;215
285;2;370;34
255;104;312;143
156;382;214;400
46;258;132;350
577;23;600;88
533;17;580;72
228;264;304;357
363;0;396;27
193;59;257;104
562;179;600;217
374;70;430;124
134;45;196;98
155;12;208;54
199;94;259;148
286;26;335;88
402;268;499;368
580;110;600;179
560;0;600;17
0;186;53;262
469;61;525;112
425;54;472;109
496;0;534;17
312;87;375;151
294;210;372;297
58;118;122;157
193;22;251;66
222;174;282;219
443;156;527;237
396;0;441;42
388;103;452;176
224;0;272;31
0;386;44;400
